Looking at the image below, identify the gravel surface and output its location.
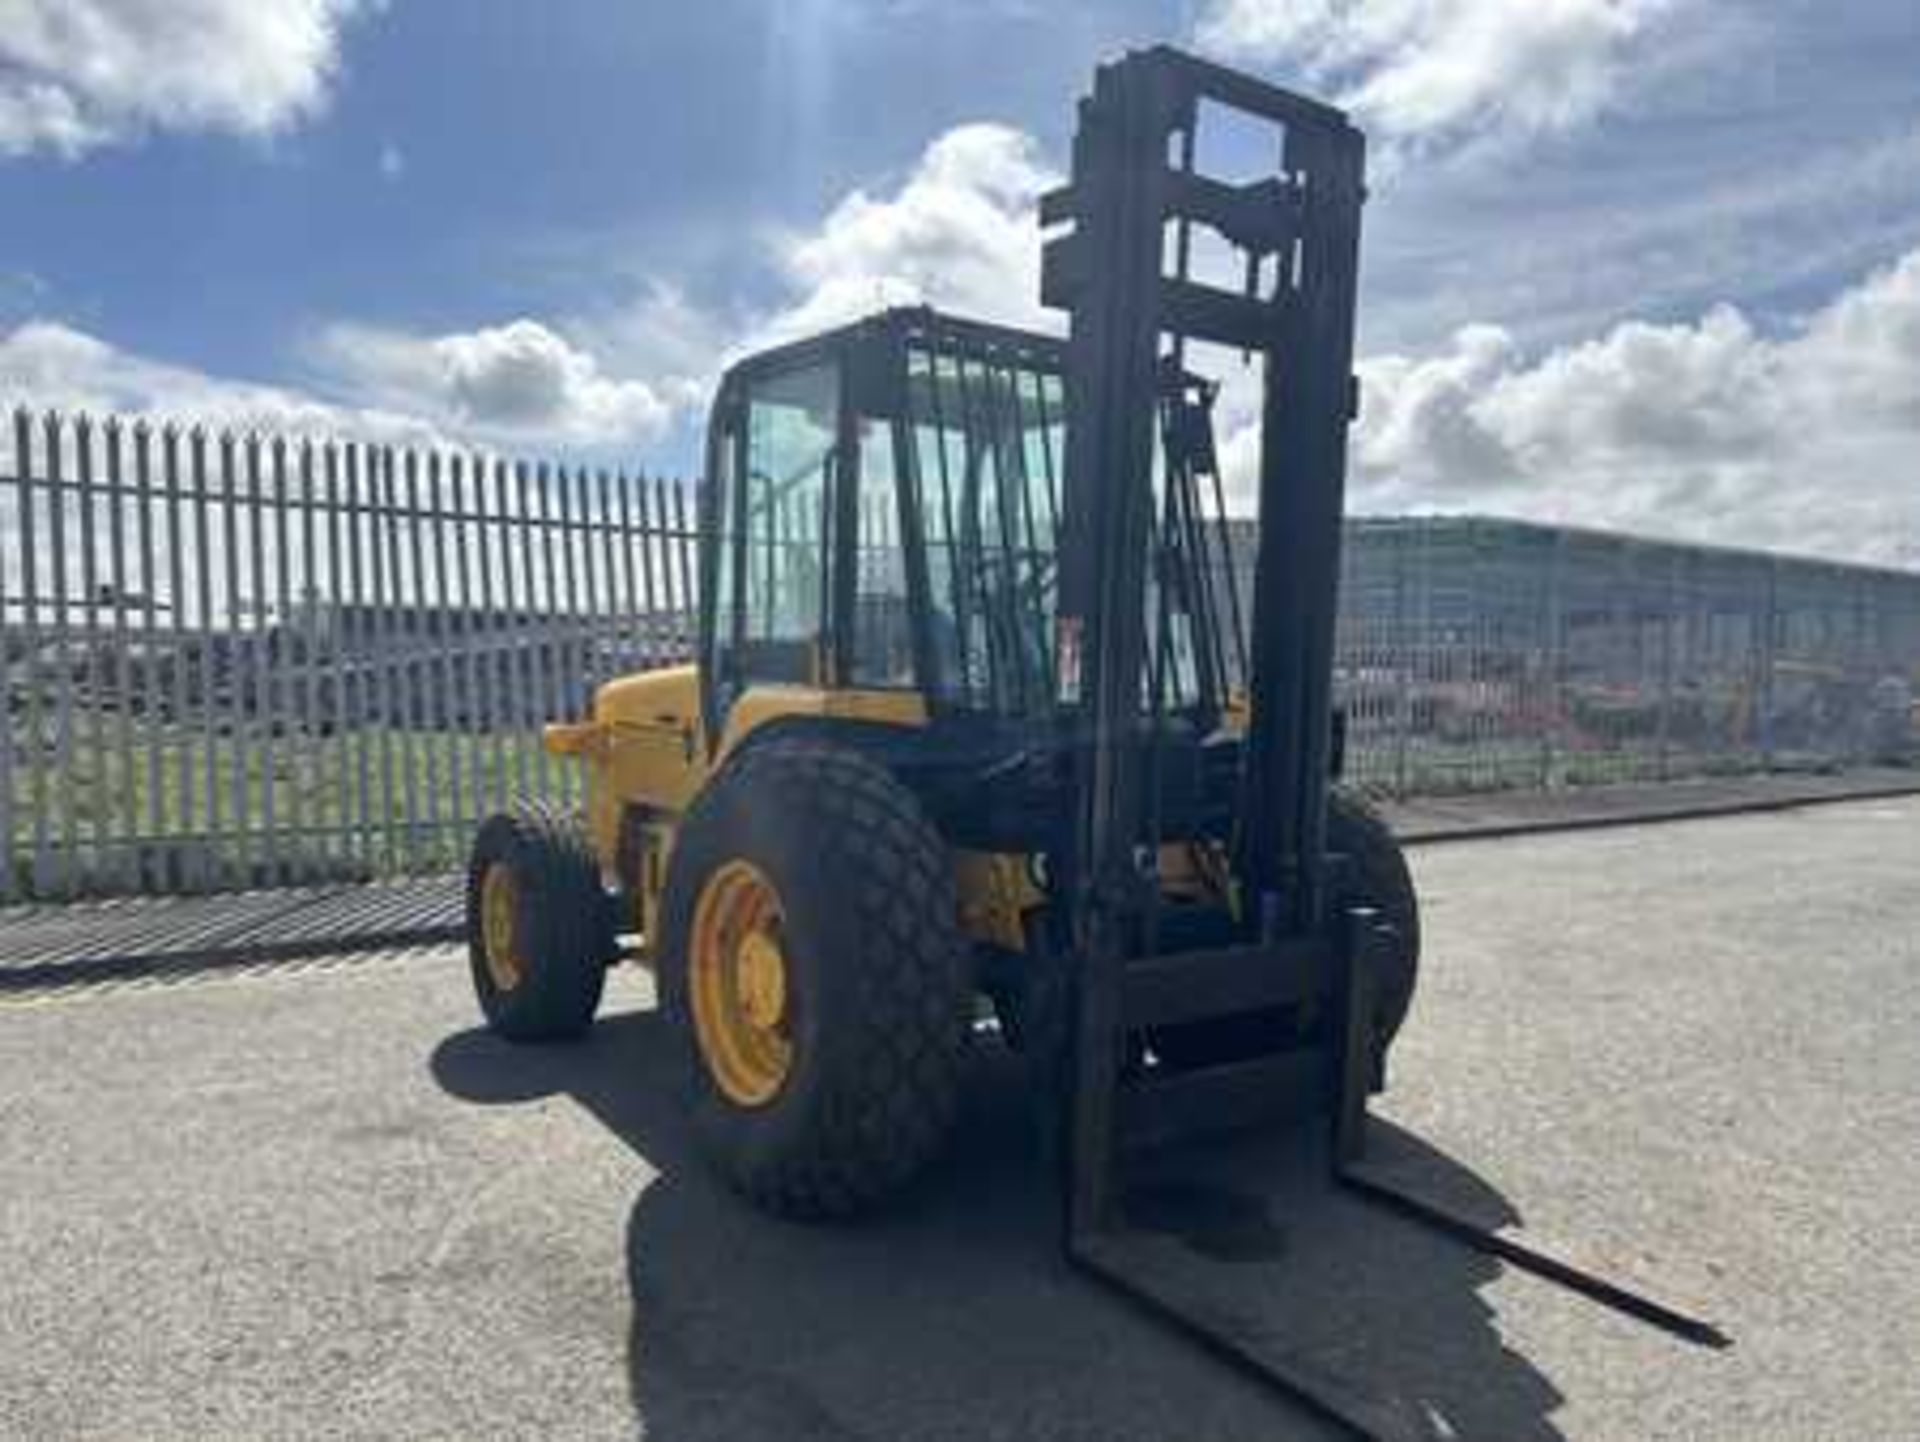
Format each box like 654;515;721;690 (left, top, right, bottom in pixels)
3;797;1916;1440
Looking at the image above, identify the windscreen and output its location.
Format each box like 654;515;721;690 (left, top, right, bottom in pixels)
902;339;1064;715
896;330;1238;723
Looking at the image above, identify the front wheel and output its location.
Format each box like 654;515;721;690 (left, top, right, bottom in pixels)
659;740;973;1221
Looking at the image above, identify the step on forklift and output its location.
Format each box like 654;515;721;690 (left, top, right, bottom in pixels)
465;45;1727;1440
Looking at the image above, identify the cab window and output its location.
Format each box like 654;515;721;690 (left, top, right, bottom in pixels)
711;360;841;700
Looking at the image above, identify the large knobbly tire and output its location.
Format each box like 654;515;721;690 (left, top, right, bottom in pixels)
466;801;614;1042
659;739;972;1221
1149;787;1420;1072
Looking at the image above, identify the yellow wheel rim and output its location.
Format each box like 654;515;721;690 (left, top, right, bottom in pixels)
689;860;795;1107
480;862;526;993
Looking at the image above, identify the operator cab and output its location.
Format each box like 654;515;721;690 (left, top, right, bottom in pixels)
697;307;1244;774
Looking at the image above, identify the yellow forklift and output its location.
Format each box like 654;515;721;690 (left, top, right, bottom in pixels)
467;46;1725;1437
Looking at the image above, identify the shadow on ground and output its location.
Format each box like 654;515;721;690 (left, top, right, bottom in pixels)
432;1007;1568;1442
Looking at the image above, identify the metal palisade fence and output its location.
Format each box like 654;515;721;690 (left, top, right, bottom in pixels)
2;409;698;901
1329;517;1920;795
3;409;1919;900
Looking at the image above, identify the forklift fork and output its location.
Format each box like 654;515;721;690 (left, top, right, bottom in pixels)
1065;910;1729;1442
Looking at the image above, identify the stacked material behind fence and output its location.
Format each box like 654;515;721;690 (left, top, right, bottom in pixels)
4;411;1918;899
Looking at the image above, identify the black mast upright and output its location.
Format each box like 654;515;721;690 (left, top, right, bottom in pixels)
1240;115;1366;937
1041;46;1366;1235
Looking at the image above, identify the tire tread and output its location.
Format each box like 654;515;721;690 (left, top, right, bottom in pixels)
661;740;970;1220
465;800;612;1041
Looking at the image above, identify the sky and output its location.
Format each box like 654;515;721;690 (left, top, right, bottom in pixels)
0;0;1917;564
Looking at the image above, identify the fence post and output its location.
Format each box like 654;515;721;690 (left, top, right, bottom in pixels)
1852;569;1870;766
292;440;320;884
0;415;19;902
1541;528;1564;789
374;446;403;871
449;454;485;834
134;423;165;892
508;460;540;801
612;469;641;675
635;479;662;669
18;412;52;898
0;442;12;902
1392;524;1411;799
428;450;460;870
104;420;137;891
1758;556;1778;770
1657;547;1676;782
470;455;507;815
248;434;278;889
328;443;363;879
556;462;586;811
46;413;81;898
400;447;430;872
75;415;107;891
221;433;249;888
160;428;188;888
670;480;696;678
189;431;218;891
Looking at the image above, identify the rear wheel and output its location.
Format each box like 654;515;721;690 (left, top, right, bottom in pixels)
659;740;973;1221
1148;788;1419;1073
466;803;614;1041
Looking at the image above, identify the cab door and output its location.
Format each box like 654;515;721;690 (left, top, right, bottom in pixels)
701;355;845;741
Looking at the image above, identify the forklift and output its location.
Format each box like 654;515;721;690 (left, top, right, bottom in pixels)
466;45;1726;1438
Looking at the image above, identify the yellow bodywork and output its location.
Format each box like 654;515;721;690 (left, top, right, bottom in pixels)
545;666;1245;967
543;666;1044;962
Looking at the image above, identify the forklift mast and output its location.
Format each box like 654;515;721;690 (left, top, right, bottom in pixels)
1041;43;1365;1239
1046;44;1364;944
1037;47;1724;1442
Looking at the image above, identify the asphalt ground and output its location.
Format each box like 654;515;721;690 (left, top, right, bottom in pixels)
4;797;1918;1440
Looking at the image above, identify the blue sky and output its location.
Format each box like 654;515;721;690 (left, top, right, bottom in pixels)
2;1;1918;562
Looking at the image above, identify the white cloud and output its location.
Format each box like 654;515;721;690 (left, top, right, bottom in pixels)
0;312;683;460
0;117;1054;452
0;318;444;446
751;122;1058;349
1319;246;1920;565
1364;121;1920;355
732;117;1918;566
6;95;1913;567
1194;0;1676;150
571;282;735;415
463;122;1059;441
0;0;369;158
311;317;676;449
